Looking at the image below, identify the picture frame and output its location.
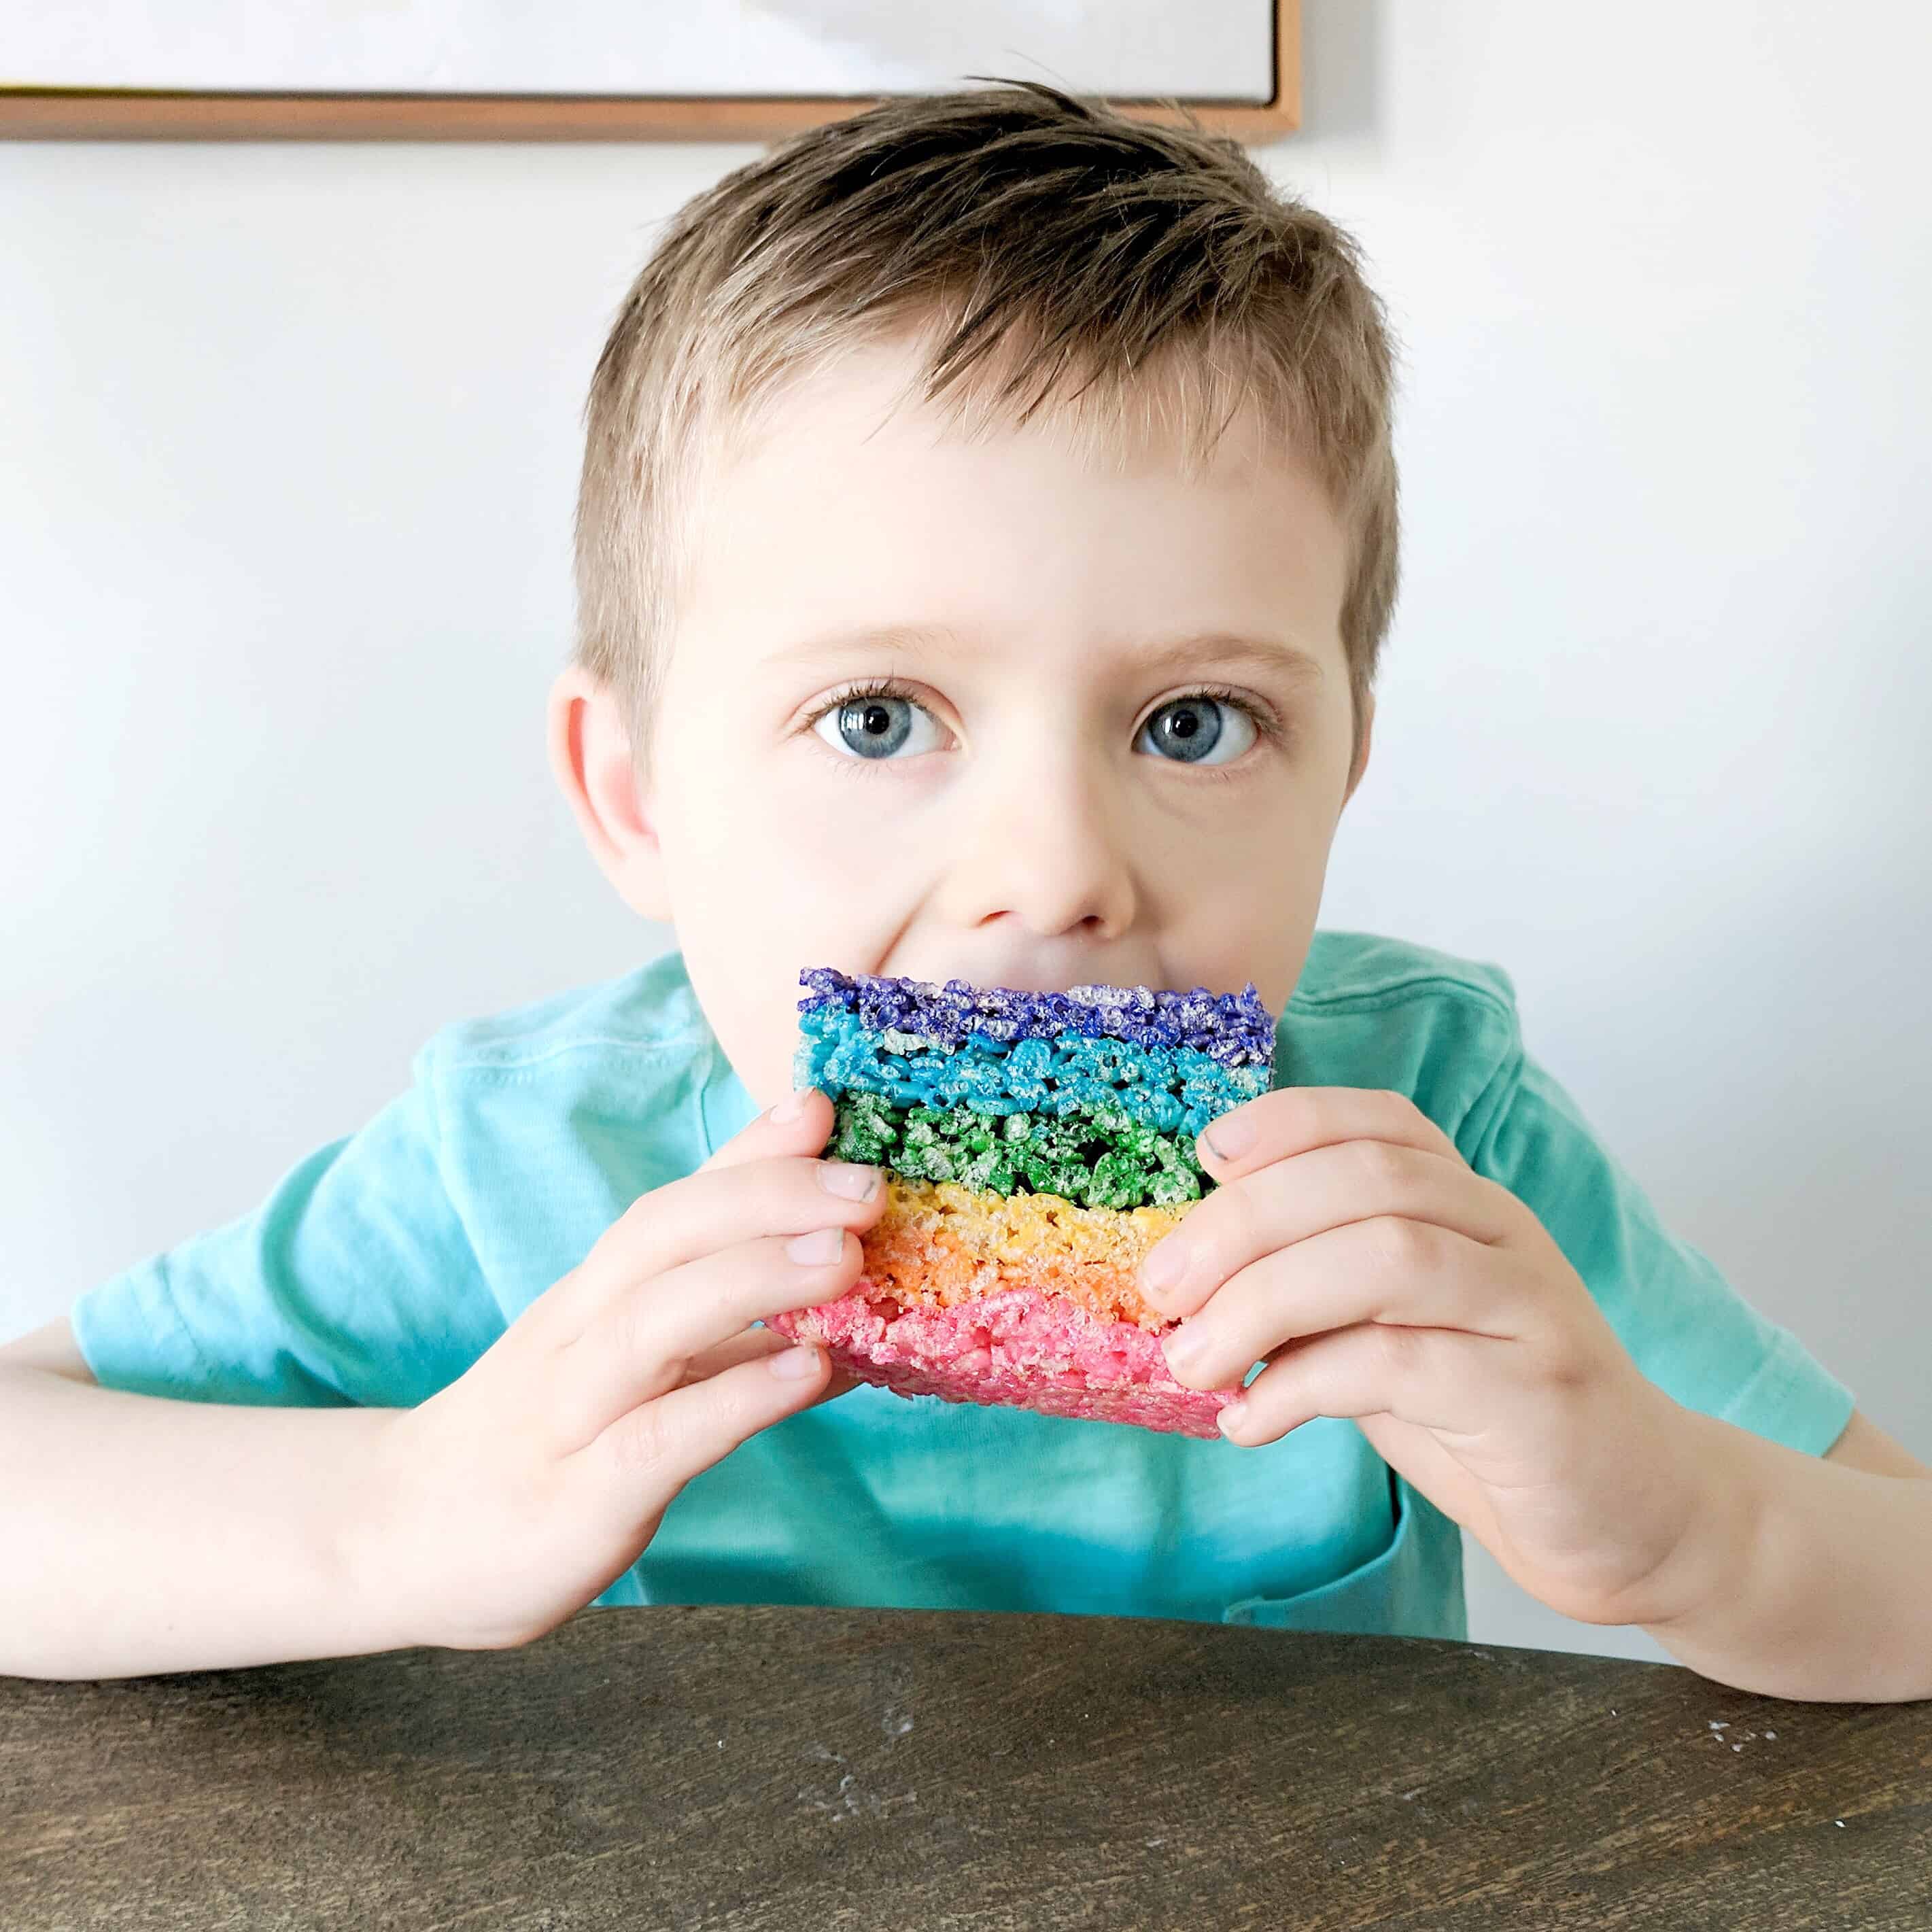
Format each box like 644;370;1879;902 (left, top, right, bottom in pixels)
0;1;1299;142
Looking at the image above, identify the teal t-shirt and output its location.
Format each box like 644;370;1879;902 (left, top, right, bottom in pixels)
69;931;1856;1642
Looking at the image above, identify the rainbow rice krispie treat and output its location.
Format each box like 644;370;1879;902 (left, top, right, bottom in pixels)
767;967;1277;1438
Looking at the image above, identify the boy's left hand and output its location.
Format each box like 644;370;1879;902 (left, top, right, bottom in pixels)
1141;1086;1708;1630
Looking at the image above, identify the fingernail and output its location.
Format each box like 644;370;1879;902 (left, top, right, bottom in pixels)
1162;1322;1208;1377
770;1344;823;1381
1202;1109;1254;1162
787;1226;847;1266
818;1161;882;1201
771;1088;813;1124
1139;1237;1188;1299
1217;1399;1248;1438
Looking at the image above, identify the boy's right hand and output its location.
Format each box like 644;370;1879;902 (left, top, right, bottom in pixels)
363;1087;878;1654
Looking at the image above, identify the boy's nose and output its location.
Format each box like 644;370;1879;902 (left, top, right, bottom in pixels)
936;751;1139;946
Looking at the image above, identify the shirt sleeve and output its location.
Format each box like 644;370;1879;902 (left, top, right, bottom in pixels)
69;1043;504;1411
1457;1041;1857;1458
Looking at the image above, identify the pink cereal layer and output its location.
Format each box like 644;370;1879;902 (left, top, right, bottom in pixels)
770;1285;1242;1439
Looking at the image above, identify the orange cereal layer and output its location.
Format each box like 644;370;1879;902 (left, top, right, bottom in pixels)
855;1175;1196;1333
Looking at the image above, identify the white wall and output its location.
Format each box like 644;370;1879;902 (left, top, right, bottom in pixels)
4;0;1927;1666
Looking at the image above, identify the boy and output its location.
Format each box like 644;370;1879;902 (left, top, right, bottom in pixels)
3;80;1927;1695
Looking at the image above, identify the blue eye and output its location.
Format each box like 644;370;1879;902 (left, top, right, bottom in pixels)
812;691;945;761
1135;695;1257;766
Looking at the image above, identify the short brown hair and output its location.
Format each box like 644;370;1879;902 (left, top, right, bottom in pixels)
572;77;1400;761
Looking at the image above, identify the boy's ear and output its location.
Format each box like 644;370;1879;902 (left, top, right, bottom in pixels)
1342;691;1375;808
547;666;672;922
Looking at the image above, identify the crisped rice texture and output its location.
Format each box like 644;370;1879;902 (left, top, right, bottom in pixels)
827;1091;1205;1209
795;1007;1268;1144
786;966;1277;1437
770;1286;1241;1439
797;965;1274;1066
855;1175;1193;1331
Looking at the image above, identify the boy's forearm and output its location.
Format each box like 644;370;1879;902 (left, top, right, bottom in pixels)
1638;1409;1932;1703
0;1364;413;1680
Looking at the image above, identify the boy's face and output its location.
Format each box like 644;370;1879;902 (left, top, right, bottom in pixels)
553;335;1370;1109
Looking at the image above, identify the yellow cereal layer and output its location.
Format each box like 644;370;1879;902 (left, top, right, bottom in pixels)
857;1175;1198;1333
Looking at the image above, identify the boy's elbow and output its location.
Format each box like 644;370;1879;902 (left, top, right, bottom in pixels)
0;1315;97;1386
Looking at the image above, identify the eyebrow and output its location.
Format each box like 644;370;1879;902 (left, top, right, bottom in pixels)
766;621;1328;685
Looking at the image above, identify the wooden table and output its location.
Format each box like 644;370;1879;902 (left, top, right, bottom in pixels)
3;1605;1928;1929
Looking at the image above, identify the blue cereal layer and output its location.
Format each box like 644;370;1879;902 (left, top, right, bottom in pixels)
794;1007;1268;1141
797;967;1274;1069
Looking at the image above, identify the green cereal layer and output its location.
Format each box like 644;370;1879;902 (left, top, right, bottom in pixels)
826;1089;1205;1211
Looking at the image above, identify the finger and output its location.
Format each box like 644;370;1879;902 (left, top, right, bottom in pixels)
698;1086;835;1174
681;1326;859;1409
676;1325;796;1386
545;1149;884;1342
552;1226;865;1451
583;1337;833;1500
1160;1215;1526;1393
1141;1138;1520;1320
1194;1086;1463;1183
1215;1322;1502;1447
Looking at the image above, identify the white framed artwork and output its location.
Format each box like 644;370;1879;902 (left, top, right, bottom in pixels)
0;1;1300;141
